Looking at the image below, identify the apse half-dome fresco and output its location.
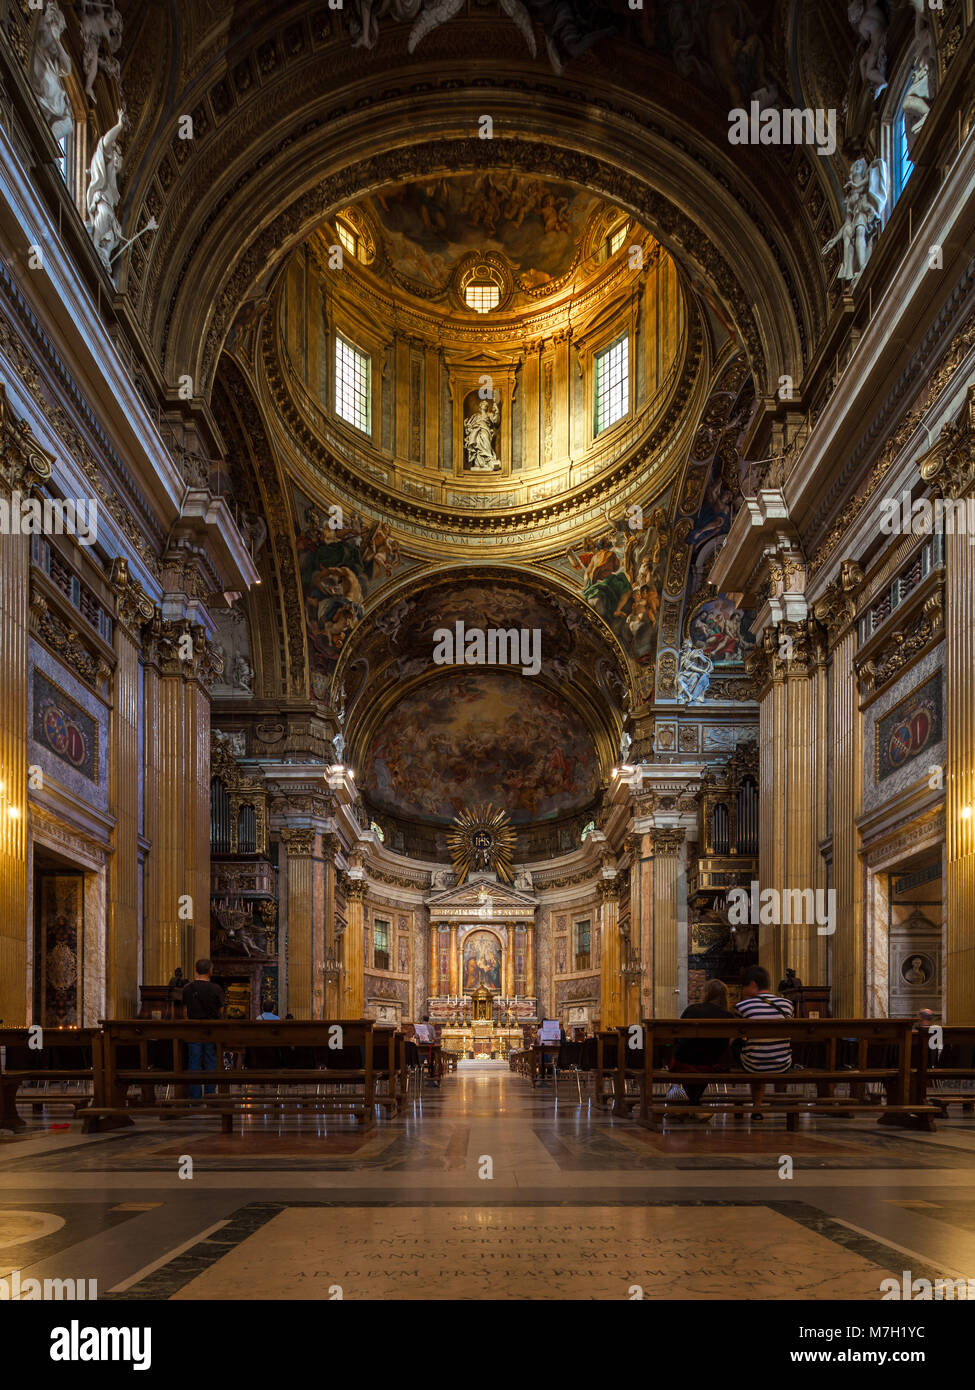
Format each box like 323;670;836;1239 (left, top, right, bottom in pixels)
363;671;600;826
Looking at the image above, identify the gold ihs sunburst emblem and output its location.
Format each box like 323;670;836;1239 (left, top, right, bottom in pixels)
448;804;515;886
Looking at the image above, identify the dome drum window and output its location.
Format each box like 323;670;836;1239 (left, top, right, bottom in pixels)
454;254;512;315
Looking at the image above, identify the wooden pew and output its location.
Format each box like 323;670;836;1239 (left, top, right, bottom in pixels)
632;1018;938;1132
82;1019;380;1132
0;1028;98;1131
594;1031;645;1111
915;1024;975;1114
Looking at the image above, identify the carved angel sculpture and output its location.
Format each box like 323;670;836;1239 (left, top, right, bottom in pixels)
86;109;125;272
822;156;888;284
29;1;74;146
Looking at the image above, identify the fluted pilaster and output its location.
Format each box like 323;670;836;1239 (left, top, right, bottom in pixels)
650;829;684;1018
342;877;366;1016
429;920;440;998
0;386;53;1023
598;878;622;1028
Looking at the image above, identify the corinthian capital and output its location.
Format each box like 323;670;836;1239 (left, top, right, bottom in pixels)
919;384;975;498
282;827;317;858
812;559;865;644
110;557;154;638
142;613;225;687
650;827;685;856
0;382;54;498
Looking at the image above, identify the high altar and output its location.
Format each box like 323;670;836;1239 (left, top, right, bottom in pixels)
425;871;537;1058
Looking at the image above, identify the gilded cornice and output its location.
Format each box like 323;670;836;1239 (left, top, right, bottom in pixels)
810;306;975;574
0;297;164;577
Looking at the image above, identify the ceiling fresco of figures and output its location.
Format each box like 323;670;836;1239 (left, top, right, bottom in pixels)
295;494;414;695
547;358;759;681
362;671;600;826
352;175;620;295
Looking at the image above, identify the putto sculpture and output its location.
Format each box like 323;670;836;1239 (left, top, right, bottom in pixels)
848;0;889;97
80;1;123;102
822;156;888;284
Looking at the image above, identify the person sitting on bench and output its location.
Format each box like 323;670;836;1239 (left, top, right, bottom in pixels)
734;965;794;1117
182;959;224;1098
669;979;733;1123
415;1016;439;1087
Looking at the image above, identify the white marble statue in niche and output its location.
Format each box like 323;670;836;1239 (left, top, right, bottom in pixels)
29;2;74;147
464;391;502;472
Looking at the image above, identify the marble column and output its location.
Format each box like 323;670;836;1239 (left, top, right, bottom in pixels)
945;524;975;1019
751;622;825;987
282;828;317;1018
525;920;535;998
650;829;684;1019
0;390;51;1024
107;562;153;1017
598;878;621;1028
449;922;458;994
506;924;515;995
342;878;366;1017
429;920;439;998
323;834;339;1018
625;832;650;1024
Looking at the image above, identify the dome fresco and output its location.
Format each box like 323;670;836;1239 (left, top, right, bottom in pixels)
363;670;600;826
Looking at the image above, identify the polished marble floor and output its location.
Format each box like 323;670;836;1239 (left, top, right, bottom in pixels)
2;1061;975;1300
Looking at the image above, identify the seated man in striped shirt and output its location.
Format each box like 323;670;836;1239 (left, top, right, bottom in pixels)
734;965;794;1117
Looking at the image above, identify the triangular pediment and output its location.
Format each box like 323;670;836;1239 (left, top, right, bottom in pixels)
425;872;536;913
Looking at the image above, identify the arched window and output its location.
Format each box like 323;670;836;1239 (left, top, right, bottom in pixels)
892;101;915;201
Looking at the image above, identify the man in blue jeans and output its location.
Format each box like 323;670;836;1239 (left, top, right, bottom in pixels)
182;958;224;1097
